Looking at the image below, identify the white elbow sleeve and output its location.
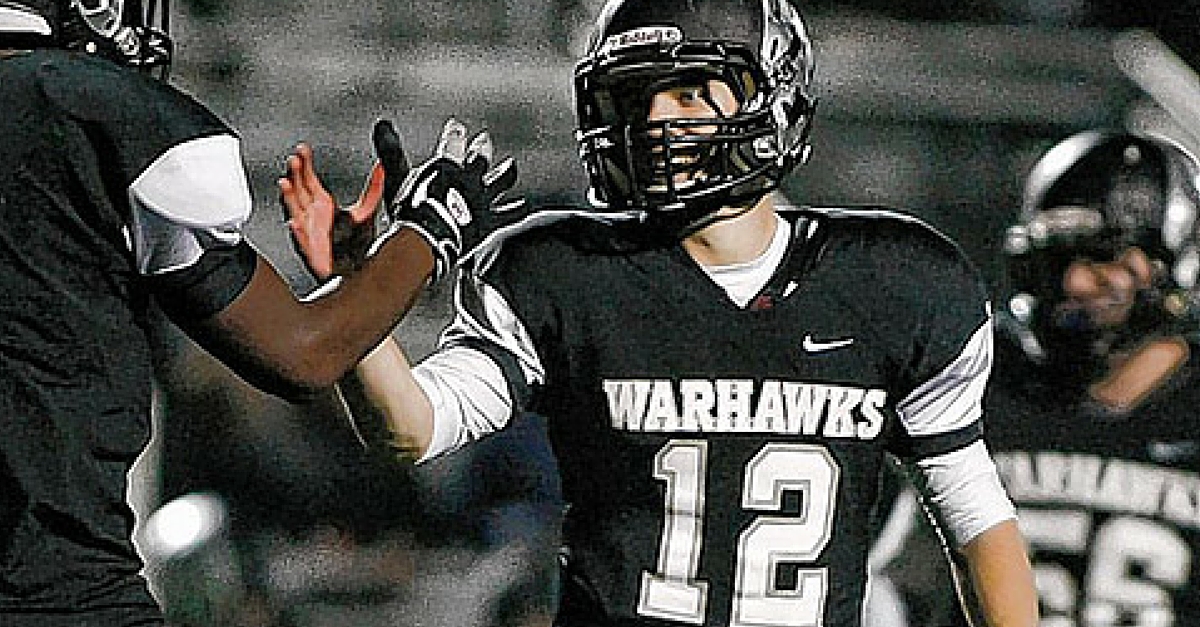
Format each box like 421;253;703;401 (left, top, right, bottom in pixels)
913;440;1016;548
412;347;515;463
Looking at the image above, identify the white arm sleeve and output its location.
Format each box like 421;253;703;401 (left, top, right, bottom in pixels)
909;440;1016;549
127;134;252;275
412;346;517;463
409;253;549;463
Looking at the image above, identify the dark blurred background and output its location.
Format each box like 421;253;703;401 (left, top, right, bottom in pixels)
127;1;1200;625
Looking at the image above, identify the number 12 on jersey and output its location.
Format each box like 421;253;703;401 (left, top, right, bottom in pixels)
638;440;841;626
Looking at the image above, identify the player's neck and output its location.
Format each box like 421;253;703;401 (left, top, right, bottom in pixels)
683;196;778;268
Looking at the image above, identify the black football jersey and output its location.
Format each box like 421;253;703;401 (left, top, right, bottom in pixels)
0;49;255;621
985;340;1200;627
426;205;993;627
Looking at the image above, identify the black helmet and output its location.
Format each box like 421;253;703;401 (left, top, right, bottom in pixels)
1000;130;1200;377
0;0;172;76
573;0;817;239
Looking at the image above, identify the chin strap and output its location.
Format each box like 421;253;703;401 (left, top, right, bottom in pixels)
676;200;755;238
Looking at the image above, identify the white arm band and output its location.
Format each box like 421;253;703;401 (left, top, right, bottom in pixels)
911;440;1016;548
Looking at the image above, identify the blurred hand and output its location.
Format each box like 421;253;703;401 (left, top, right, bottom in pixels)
280;118;529;285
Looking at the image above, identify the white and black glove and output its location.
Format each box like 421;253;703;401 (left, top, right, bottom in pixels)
372;117;528;283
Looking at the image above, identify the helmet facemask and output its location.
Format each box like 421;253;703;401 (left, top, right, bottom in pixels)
578;46;779;235
1005;212;1159;381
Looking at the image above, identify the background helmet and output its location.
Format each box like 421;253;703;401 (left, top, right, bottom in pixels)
573;0;817;239
0;0;172;75
999;129;1200;377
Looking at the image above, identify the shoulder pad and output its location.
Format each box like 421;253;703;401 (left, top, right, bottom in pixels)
38;53;227;133
36;53;153;123
35;51;234;186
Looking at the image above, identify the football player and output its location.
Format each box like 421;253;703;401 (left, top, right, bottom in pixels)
993;130;1200;626
0;1;508;624
283;0;1038;626
869;129;1200;627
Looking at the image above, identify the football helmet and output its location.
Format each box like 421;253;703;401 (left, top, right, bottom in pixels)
1000;130;1200;378
0;0;171;75
574;0;817;239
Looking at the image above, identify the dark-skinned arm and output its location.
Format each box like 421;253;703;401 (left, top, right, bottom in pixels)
180;230;434;402
166;133;435;402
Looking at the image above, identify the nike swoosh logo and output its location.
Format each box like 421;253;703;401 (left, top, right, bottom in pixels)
802;335;855;353
1148;440;1198;464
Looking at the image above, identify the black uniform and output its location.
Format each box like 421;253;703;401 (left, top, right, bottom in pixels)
984;337;1200;627
421;206;994;627
0;49;255;624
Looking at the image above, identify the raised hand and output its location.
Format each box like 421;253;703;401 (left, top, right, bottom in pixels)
280;117;529;286
385;117;528;283
279;143;386;280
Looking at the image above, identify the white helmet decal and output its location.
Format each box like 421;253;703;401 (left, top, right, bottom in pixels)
760;0;813;163
74;0;123;38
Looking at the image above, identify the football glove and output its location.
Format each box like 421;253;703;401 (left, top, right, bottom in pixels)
372;117;528;284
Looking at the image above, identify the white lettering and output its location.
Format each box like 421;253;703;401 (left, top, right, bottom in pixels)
601;378;889;442
600;26;683;55
783;382;826;436
754;380;785;432
996;451;1200;531
822;387;861;438
858;389;887;439
645;380;679;432
677;380;712;432
716;380;754;431
604;379;652;430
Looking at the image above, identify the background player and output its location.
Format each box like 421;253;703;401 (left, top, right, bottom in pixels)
0;1;513;624
868;129;1200;627
283;0;1038;625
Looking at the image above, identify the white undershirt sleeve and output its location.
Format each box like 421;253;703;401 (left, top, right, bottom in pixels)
126;134;252;275
412;346;516;463
908;440;1016;548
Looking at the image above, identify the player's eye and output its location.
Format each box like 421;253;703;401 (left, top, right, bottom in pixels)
676;86;706;105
